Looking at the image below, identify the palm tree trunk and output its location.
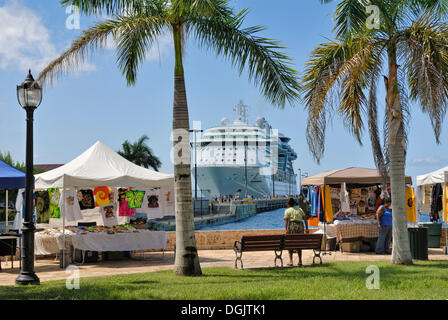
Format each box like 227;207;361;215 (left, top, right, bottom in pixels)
172;23;202;276
386;45;412;265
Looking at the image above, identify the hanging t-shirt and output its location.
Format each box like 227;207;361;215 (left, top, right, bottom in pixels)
35;190;50;224
160;187;175;217
406;186;417;223
340;183;350;213
318;186;326;222
307;186;319;217
101;204;119;227
77;189;95;210
59;189;83;222
93;186;112;207
118;188;135;217
125;190;145;209
48;188;61;219
137;190;162;219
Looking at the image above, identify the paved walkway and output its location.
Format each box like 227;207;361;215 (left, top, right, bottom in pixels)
0;249;447;286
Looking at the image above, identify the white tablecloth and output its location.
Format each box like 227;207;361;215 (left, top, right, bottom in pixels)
70;230;168;251
35;233;72;255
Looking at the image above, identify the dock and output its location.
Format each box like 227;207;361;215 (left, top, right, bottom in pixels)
148;198;294;231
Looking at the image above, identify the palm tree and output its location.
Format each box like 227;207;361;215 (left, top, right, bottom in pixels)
37;0;301;275
303;0;448;264
118;135;162;171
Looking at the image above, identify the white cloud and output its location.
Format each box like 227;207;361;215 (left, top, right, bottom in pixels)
0;1;58;72
410;156;443;167
0;1;95;74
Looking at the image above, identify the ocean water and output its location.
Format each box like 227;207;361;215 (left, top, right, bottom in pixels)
197;208;286;231
197;210;447;231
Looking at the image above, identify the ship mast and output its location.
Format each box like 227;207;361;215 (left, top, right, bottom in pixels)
233;100;249;124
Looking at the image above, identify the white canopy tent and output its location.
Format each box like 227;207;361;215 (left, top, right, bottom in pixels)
416;166;448;186
17;141;174;262
34;141;173;190
416;166;448;222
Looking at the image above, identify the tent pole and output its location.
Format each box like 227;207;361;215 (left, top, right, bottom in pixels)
5;190;8;233
62;188;66;269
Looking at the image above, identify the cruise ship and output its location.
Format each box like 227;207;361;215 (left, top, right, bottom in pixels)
193;101;298;199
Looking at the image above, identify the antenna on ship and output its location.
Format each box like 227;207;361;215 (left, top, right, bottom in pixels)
233;100;249;124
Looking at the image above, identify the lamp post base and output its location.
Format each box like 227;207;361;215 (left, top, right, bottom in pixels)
15;272;40;286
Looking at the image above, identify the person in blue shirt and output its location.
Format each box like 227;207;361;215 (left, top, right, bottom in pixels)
375;198;392;254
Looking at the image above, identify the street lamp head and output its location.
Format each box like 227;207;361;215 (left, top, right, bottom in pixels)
17;70;42;109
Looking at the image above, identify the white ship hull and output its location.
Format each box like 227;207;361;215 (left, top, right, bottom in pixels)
196;166;297;199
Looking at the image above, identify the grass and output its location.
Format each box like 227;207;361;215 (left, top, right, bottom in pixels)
1;260;447;300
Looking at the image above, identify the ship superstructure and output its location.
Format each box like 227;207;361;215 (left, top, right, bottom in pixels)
194;101;298;199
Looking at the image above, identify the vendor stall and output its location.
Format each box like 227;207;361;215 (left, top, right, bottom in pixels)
0;159;25;232
302;167;415;251
16;141;174;263
416;166;448;223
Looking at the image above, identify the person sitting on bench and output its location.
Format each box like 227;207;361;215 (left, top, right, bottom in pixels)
284;198;309;266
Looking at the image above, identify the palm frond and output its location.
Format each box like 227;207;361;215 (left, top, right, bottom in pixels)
114;15;169;84
189;9;300;108
60;0;167;15
37;15;168;86
402;10;448;143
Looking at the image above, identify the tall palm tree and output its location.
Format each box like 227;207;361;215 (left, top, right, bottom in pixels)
37;0;301;275
118;135;162;171
303;0;448;264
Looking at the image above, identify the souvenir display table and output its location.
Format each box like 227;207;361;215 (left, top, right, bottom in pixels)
68;225;168;252
318;216;379;243
34;225;168;255
35;229;72;255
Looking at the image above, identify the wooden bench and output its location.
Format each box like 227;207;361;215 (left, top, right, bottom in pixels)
233;235;284;270
233;233;324;269
283;233;323;265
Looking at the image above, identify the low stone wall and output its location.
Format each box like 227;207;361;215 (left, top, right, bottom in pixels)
166;227;448;251
442;228;447;247
166;229;318;251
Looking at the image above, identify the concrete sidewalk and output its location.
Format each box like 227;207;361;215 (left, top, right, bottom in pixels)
0;248;446;286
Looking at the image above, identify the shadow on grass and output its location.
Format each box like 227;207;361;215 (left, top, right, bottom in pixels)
0;260;446;300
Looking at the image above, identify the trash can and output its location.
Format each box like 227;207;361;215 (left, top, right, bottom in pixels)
419;222;442;248
408;227;428;260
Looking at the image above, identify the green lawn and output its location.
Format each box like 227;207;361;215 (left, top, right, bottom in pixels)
1;260;447;300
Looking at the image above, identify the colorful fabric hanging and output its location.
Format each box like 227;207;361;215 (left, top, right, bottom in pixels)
443;185;448;222
307;186;319;217
318;186;326;222
48;188;61;219
324;185;334;223
93;186;111;207
118;188;135;217
125;190;145;209
405;186;417;223
35;190;50;224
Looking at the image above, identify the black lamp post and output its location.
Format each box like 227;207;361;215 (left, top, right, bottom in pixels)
15;70;41;285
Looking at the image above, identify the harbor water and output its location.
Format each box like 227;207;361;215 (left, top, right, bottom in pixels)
197;210;446;231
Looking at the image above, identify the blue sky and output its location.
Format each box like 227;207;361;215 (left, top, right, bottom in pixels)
0;0;447;186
